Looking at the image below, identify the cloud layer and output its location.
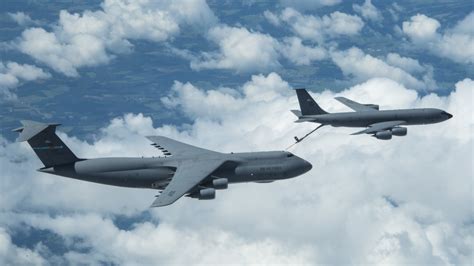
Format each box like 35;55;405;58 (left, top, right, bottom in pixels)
16;0;217;77
402;12;474;64
0;61;50;100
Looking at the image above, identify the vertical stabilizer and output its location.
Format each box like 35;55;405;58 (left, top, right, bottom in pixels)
295;88;328;115
13;120;79;167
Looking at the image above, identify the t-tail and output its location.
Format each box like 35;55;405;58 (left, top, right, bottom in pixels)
295;88;328;116
13;120;80;167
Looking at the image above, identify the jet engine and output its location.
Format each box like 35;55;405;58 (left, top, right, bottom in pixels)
391;127;407;136
363;104;379;110
189;188;215;200
374;130;392;140
212;178;228;189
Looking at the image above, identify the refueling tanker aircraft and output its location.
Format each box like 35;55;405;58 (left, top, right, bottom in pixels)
291;88;452;142
14;120;312;207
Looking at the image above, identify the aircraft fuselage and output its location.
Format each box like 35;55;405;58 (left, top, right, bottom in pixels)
38;151;312;190
305;108;452;127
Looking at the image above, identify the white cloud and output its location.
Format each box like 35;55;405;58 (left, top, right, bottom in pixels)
330;47;436;90
385;53;426;73
0;61;51;100
0;74;472;264
8;12;40;26
190;25;326;72
0;228;46;265
353;0;382;22
402;14;440;42
280;0;341;11
280;8;364;43
263;10;281;26
16;0;217;76
190;25;281;73
278;37;327;65
402;12;474;64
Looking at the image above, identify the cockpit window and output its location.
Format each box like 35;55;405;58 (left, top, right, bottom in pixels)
287;153;294;157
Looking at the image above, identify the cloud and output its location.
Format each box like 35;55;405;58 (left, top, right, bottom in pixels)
16;0;217;76
279;8;364;43
0;61;51;100
353;0;382;22
1;213;315;265
190;25;326;72
190;25;281;73
330;47;437;90
279;37;327;65
0;74;472;264
402;14;440;41
0;228;46;265
402;12;474;64
263;10;281;26
7;12;40;26
279;0;341;11
385;53;426;74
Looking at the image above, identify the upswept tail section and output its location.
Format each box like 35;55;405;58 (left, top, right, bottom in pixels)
295;88;328;116
13;120;79;167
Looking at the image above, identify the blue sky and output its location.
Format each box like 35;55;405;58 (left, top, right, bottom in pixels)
0;0;473;264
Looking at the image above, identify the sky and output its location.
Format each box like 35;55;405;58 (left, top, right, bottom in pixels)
0;0;473;265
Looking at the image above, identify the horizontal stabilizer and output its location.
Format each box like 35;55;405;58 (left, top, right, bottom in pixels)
290;110;302;117
13;120;61;142
295;117;316;123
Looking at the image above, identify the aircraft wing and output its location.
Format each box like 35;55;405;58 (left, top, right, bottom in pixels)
151;158;225;207
335;97;378;112
146;136;219;157
351;121;406;135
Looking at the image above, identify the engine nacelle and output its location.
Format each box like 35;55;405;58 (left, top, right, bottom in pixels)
391;127;407;136
189;188;215;200
374;130;392;140
363;104;379;110
212;178;228;189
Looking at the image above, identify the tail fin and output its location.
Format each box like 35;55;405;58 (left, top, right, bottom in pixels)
13;120;80;167
295;88;328;115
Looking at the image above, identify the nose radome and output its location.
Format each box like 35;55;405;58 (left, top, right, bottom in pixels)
441;111;453;119
301;159;312;173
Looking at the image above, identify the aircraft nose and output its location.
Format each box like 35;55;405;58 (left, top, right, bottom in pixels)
442;111;453;119
301;159;312;173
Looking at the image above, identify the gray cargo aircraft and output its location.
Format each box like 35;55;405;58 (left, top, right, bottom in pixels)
291;88;452;141
14;120;312;207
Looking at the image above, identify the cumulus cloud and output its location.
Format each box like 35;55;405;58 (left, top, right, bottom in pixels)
7;12;40;26
402;12;474;64
353;0;382;22
330;47;437;90
403;14;440;41
279;8;364;43
190;25;326;72
16;0;217;76
263;10;281;26
190;25;281;73
385;52;426;74
0;73;472;264
280;0;341;11
279;37;327;65
0;61;51;100
0;228;46;265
